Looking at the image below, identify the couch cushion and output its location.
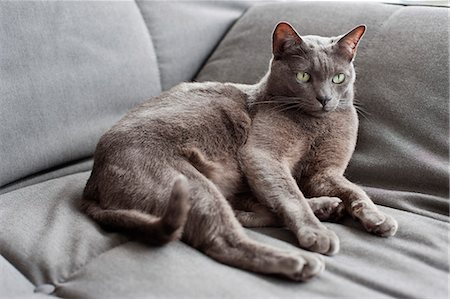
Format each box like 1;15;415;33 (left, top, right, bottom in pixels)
0;171;447;298
1;256;36;298
55;211;448;299
0;158;93;196
0;1;161;187
196;2;449;221
136;0;252;90
0;172;127;290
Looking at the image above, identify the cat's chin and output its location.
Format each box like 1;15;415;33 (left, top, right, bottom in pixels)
307;109;335;118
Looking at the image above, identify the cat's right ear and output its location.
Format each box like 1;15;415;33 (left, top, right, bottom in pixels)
272;22;302;59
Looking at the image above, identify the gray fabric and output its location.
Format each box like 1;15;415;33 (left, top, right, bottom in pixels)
0;1;161;187
0;171;447;298
196;2;449;221
0;172;127;288
136;0;252;90
0;255;60;298
0;255;34;297
53;214;449;299
0;158;93;196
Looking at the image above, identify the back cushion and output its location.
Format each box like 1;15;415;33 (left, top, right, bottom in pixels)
196;2;449;217
136;0;252;90
0;1;161;187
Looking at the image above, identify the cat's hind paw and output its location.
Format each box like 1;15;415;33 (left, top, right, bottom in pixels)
307;196;345;222
278;252;324;281
297;226;340;255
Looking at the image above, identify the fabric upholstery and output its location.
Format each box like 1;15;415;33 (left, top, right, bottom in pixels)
0;159;93;196
0;1;161;187
136;0;252;90
0;172;127;288
1;255;34;298
0;171;447;298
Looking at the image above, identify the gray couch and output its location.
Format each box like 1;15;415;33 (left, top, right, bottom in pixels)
1;1;448;298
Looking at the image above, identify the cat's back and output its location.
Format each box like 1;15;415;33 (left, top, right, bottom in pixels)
98;81;252;154
131;82;248;119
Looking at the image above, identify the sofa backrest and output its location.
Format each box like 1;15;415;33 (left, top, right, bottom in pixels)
0;1;250;188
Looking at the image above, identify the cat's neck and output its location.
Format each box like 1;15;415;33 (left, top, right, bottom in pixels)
228;71;270;106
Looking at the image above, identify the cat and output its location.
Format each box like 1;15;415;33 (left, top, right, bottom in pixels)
81;22;398;281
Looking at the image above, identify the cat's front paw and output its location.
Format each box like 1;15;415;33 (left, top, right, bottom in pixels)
351;203;398;237
297;226;340;255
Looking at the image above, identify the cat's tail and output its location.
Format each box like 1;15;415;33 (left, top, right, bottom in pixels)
81;175;191;245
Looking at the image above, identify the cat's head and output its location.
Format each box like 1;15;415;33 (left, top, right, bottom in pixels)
266;22;365;117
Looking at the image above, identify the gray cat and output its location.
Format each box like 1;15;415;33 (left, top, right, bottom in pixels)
81;22;398;281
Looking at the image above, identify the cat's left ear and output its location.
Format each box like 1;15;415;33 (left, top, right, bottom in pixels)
336;25;366;61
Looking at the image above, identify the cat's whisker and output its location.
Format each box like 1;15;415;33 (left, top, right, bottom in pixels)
267;104;292;115
354;105;370;121
262;100;305;114
252;99;305;108
272;103;306;115
267;104;298;115
252;100;299;106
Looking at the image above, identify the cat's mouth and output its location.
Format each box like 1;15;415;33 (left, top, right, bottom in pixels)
322;105;335;112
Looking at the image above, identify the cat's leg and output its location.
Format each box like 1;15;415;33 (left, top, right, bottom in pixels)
180;164;324;281
204;234;324;281
82;175;191;244
229;194;281;227
233;196;343;227
240;149;340;255
305;174;398;237
234;210;282;227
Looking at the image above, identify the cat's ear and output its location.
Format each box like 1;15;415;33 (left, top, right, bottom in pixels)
272;22;303;59
336;25;366;61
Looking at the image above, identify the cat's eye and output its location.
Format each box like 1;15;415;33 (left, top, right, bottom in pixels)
296;72;310;83
332;73;345;84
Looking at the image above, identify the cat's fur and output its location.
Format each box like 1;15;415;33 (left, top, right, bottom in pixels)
81;22;398;281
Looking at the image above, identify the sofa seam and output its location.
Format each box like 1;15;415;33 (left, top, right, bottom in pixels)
360;4;404;51
0;161;93;196
383;2;449;8
133;0;163;92
192;3;253;80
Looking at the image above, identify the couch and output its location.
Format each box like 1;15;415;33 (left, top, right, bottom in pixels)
1;1;448;298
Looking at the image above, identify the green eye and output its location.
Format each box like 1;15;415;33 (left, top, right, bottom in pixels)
296;72;310;83
332;73;345;84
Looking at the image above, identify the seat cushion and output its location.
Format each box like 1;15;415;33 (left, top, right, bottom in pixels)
0;171;447;298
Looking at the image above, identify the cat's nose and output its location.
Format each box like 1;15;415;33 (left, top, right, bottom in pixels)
316;96;331;107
